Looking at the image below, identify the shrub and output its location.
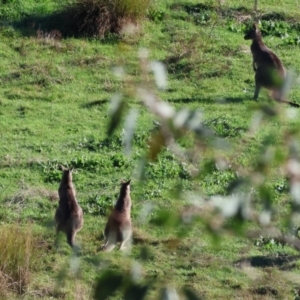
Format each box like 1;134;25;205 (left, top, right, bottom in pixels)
0;225;35;296
77;135;123;151
81;194;113;215
66;0;151;37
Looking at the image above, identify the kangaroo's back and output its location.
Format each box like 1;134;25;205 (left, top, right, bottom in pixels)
58;170;79;216
55;168;84;247
103;179;132;251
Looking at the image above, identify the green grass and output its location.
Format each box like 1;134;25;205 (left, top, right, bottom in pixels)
1;0;300;299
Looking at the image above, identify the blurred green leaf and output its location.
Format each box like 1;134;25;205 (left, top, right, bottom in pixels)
199;159;216;178
139;246;153;261
259;185;273;211
274;148;285;164
151;209;180;228
94;270;123;300
206;223;222;248
287;127;300;136
150;61;168;90
135;157;147;181
107;93;126;136
262;133;277;146
226;215;246;236
55;264;68;289
170;182;184;199
123;108;139;155
147;130;166;161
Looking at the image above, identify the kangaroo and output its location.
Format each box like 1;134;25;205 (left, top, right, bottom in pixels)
103;179;132;252
55;167;84;248
244;23;287;102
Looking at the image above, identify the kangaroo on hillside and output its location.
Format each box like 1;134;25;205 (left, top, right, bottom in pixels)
244;23;300;107
55;167;84;248
244;23;287;101
103;179;132;252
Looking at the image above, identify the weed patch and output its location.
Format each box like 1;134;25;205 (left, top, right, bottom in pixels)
148;1;166;22
81;193;113;215
182;3;218;25
227;16;300;46
208;115;246;138
77;135;123;152
201;169;238;195
145;151;191;181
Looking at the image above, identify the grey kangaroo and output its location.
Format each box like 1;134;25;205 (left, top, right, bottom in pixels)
55;167;84;248
103;179;132;251
244;23;287;101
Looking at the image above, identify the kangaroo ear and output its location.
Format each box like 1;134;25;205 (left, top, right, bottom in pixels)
121;179;131;185
253;23;261;31
59;164;67;171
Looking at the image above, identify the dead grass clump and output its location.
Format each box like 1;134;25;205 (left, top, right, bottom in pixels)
0;225;35;296
66;0;151;37
36;29;63;50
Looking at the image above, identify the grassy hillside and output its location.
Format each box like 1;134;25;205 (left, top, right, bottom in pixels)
1;0;300;299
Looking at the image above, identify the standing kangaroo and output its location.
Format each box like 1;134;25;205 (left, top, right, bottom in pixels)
55;167;84;248
103;179;132;252
244;23;287;102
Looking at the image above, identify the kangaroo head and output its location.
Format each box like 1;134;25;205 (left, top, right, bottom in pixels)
120;179;131;193
244;23;261;40
61;168;73;184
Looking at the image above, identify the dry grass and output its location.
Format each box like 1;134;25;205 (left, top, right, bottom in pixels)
36;29;63;50
0;225;35;296
66;0;151;37
4;186;58;209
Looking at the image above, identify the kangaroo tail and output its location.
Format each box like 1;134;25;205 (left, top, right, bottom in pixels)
271;90;300;108
281;100;300;108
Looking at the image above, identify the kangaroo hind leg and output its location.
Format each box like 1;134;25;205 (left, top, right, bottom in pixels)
67;229;76;248
254;82;261;100
102;232;117;252
119;228;132;251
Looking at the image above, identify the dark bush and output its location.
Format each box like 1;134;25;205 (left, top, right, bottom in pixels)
65;0;151;37
15;0;151;38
